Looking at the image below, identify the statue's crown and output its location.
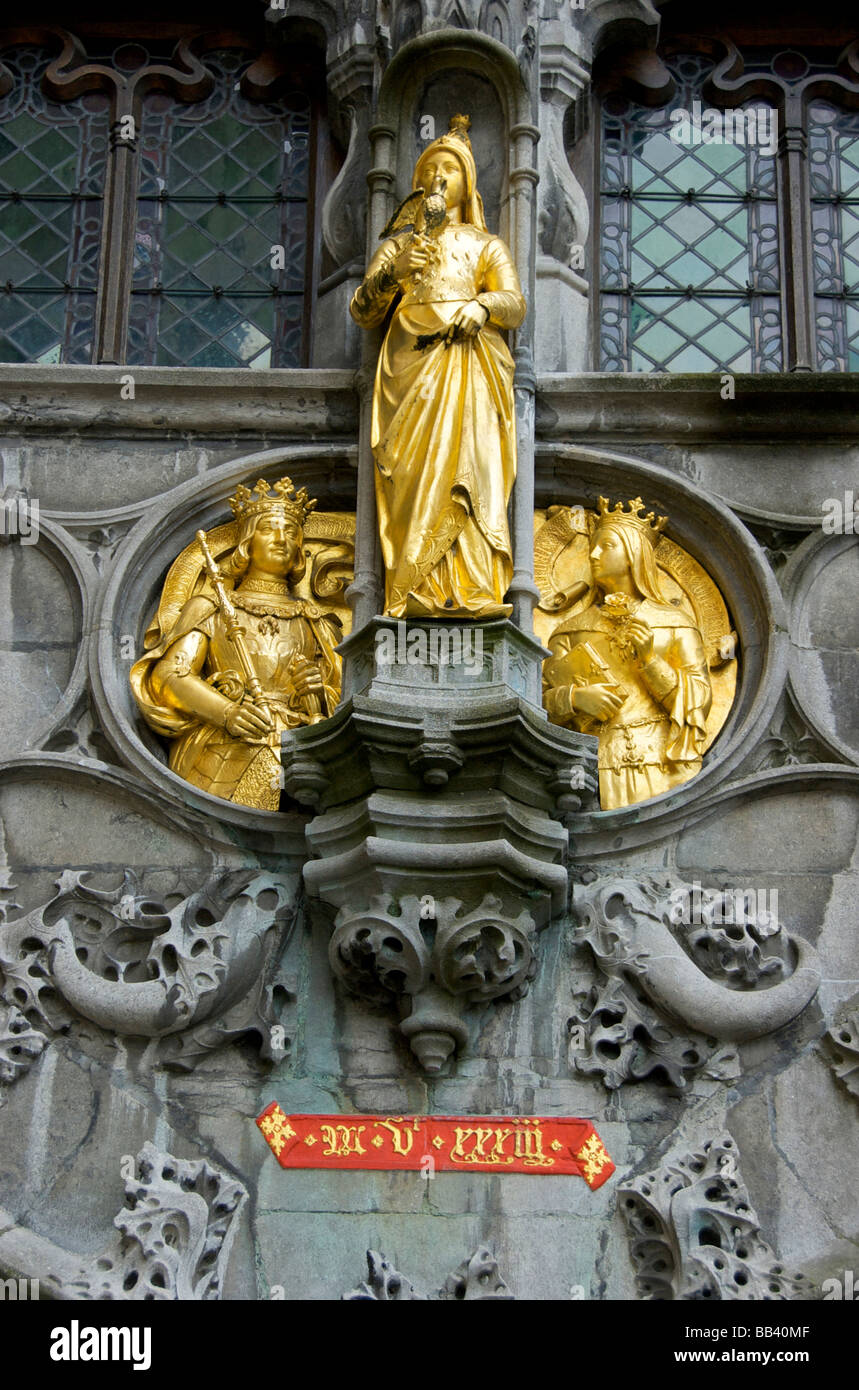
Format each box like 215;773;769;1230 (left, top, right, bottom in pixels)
448;113;472;148
597;495;667;541
229;476;317;526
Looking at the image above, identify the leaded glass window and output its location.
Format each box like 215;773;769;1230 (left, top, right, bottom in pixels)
600;55;782;373
809;102;859;372
0;46;108;364
129;50;312;369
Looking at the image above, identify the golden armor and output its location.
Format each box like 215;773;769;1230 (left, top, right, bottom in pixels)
540;498;737;809
130;478;344;811
350;113;526;619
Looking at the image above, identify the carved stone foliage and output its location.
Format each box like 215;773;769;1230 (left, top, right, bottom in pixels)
744;522;810;579
439;1246;514;1300
619;1133;814;1301
569;973;739;1092
331;893;537;1072
568;875;820;1090
0;1000;47;1088
752;694;844;772
343;1245;514;1300
38;1143;246;1300
0;870;296;1081
342;1250;426;1300
823;996;859;1100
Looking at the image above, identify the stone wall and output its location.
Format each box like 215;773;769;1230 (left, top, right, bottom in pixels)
0;0;857;1303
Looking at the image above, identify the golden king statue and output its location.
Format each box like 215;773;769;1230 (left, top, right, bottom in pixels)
130;478;343;811
350;114;526;619
542;498;715;809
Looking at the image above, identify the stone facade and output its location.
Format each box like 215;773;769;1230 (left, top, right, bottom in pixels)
0;0;857;1302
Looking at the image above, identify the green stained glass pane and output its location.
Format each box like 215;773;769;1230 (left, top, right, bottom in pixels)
633;315;688;360
197;205;245;240
132;52;311;366
0;201;38;240
222;319;270;361
602;52;781;371
0;46;105;361
165;221;212;268
159;314;207;360
1;151;41;187
235;129;278;166
185;341;237;367
194;249;245;287
28;128;77;180
19;223;70;271
7;314;58;356
193;298;242;335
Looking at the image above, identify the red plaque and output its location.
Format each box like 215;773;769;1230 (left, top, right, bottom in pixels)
256;1106;614;1189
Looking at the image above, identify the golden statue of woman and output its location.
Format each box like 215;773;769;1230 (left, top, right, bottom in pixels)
350;114;526;619
543;498;714;809
130;478;342;811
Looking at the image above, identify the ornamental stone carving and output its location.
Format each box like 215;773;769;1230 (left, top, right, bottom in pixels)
0;870;296;1076
619;1133;814;1300
343;1245;515;1299
0;1142;246;1301
569;876;820;1085
284;615;597;1072
823;996;859;1101
330;892;537;1071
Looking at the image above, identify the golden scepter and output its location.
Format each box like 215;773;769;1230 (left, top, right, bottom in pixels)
195;529;272;725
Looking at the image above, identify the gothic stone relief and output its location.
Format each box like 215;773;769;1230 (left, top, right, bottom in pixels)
619;1133;814;1301
823;995;859;1101
330;892;538;1072
0;1142;246;1301
342;1245;515;1299
0;869;296;1081
537;499;738;809
130;477;354;810
568;875;820;1089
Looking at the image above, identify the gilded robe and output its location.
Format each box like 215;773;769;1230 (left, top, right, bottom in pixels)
543;598;712;808
131;592;341;810
350;221;526;617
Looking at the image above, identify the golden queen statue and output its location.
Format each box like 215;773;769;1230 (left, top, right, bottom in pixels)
350;114;526;619
130;478;342;811
543;498;714;809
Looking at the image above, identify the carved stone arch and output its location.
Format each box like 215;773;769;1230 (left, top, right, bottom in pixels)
391;0;424;52
535;442;789;837
1;514;96;760
782;529;859;768
443;0;479;33
88;443;356;837
374;30;534;312
478;0;512;52
261;3;338;50
578;0;661;64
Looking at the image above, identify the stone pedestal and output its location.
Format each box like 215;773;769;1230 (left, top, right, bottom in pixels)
282;617;598;1071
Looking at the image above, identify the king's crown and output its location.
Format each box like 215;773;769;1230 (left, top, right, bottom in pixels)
229;477;317;527
597;495;667;541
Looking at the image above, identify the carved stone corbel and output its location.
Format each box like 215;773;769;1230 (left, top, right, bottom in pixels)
283;616;597;1071
330;892;537;1070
